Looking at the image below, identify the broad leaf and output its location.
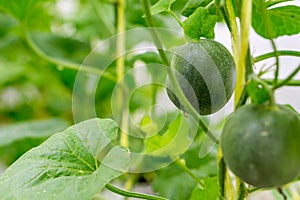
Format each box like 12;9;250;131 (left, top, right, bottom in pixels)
150;0;177;15
183;7;217;40
189;177;219;200
252;5;300;38
0;118;129;199
0;118;69;147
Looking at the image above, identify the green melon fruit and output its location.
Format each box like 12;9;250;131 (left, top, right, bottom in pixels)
221;104;300;188
167;39;236;115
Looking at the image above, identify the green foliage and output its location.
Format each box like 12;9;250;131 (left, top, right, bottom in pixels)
0;0;300;199
0;118;68;147
152;165;198;200
181;0;212;17
252;5;300;38
144;113;190;156
0;118;128;199
246;79;270;104
150;0;177;15
152;139;218;200
190;177;219;200
0;0;42;21
183;7;217;40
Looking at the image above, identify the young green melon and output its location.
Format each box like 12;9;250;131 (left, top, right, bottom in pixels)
167;40;236;115
221;104;300;188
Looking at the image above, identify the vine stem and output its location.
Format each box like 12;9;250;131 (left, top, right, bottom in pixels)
235;0;252;106
273;64;300;89
168;10;183;27
23;31;116;82
141;0;218;143
264;78;300;87
105;184;168;200
115;0;129;147
175;159;205;188
254;50;300;63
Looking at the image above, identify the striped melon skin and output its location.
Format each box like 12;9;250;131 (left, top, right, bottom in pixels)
221;104;300;188
167;39;236;115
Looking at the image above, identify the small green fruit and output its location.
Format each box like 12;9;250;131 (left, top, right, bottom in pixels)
167;40;236;115
221;104;300;188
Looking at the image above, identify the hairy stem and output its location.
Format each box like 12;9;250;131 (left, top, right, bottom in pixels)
254;50;300;63
273;64;300;89
105;184;167;200
263;78;300;87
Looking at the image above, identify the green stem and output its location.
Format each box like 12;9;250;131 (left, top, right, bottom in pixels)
175;159;205;188
168;10;183;27
24;31;116;82
105;184;168;200
141;0;218;143
235;0;252;106
235;48;253;109
254;50;300;63
115;0;128;147
263;78;300;87
270;38;280;87
273;64;300;89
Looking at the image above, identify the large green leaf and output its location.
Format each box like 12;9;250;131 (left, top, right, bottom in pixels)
0;118;129;199
252;5;300;38
183;7;217;40
0;118;69;147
